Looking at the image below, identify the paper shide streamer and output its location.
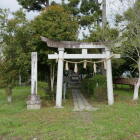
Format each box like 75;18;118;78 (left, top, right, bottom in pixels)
74;63;78;73
93;62;97;73
104;60;106;70
65;61;69;71
83;60;87;69
63;56;114;73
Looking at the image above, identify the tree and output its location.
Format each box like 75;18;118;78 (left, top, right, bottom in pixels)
83;25;119;76
0;9;32;102
116;0;140;100
0;48;19;103
87;26;119;42
31;5;79;41
63;0;101;29
30;5;79;92
17;0;49;11
18;0;101;28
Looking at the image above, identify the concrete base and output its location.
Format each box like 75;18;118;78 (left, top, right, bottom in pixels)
27;95;41;110
54;106;64;109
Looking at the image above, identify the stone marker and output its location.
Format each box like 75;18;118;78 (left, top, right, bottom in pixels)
27;52;41;109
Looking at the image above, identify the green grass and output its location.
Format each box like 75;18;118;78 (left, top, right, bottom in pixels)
0;85;140;140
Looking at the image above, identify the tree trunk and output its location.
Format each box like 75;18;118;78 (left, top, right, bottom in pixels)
133;58;140;100
50;64;55;92
102;0;107;28
5;87;12;103
19;74;22;86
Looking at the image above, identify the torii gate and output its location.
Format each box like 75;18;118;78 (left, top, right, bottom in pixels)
41;37;120;108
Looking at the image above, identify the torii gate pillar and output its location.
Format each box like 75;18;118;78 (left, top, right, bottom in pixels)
106;49;114;105
55;48;64;108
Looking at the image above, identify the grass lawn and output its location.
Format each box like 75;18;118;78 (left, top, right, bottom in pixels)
0;85;140;140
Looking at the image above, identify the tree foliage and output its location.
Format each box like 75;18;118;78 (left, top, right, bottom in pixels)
114;0;140;100
0;9;32;99
17;0;101;29
63;0;101;28
116;0;140;76
29;5;79;89
31;5;79;41
17;0;49;11
87;26;119;42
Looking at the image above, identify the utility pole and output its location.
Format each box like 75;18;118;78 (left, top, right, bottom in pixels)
102;0;107;28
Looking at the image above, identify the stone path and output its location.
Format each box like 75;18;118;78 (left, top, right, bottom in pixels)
72;89;97;111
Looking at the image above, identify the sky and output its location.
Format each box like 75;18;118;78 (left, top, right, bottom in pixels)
0;0;134;38
0;0;130;20
0;0;20;11
106;0;135;25
0;0;38;19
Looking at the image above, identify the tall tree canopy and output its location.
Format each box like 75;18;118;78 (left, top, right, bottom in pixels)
17;0;49;11
115;0;140;76
29;5;79;90
87;26;119;42
17;0;101;29
115;0;140;100
63;0;101;28
0;9;32;78
31;5;79;41
0;9;32;102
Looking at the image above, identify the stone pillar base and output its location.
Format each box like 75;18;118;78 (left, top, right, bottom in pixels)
54;106;64;109
27;95;41;110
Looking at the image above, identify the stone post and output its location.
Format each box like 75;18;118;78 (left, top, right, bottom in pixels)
27;52;41;109
106;49;114;105
63;82;66;100
55;48;64;108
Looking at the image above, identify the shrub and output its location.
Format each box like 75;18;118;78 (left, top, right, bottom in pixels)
38;81;48;97
38;81;55;100
81;74;107;100
38;81;48;89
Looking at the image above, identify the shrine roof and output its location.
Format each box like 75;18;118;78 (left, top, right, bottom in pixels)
41;37;109;49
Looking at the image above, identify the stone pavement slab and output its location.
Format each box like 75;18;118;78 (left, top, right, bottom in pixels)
72;89;98;111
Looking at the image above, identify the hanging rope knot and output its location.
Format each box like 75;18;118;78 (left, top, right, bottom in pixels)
106;54;115;60
56;59;58;63
62;58;110;74
93;62;97;74
104;60;107;70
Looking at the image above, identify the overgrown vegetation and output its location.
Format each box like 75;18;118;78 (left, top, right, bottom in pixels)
0;1;140;139
0;86;140;140
81;74;107;100
115;0;140;100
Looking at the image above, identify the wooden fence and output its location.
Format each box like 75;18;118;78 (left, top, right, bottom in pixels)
113;78;138;86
